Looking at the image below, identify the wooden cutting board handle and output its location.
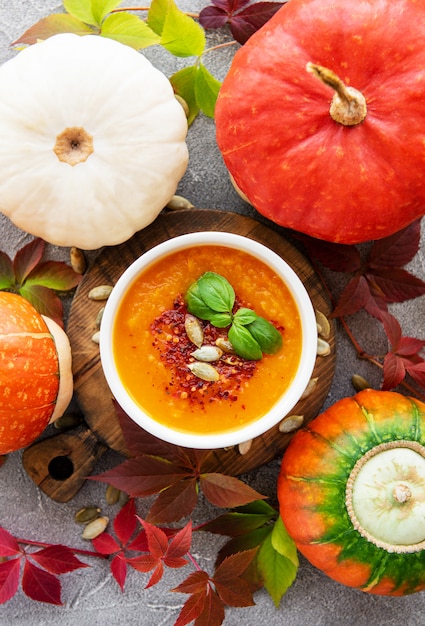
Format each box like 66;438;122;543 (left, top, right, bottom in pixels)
22;424;108;502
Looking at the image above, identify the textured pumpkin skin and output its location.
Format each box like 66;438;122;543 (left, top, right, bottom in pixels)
0;292;71;454
278;390;425;595
0;34;188;250
215;0;425;244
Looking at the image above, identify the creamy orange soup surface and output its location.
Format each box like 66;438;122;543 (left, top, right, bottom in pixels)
113;245;303;435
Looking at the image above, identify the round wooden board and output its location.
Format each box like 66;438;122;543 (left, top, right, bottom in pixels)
67;209;336;476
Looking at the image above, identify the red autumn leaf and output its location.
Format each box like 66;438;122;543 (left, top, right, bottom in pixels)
367;267;425;303
213;548;257;580
146;478;199;524
299;236;361;272
30;545;89;575
406;361;425;387
368;219;421;268
127;530;150;552
111;554;127;592
196;586;226;626
113;498;138;546
25;260;82;291
174;590;208;626
0;528;21;557
91;532;121;556
199;473;266;508
19;283;65;327
13;238;44;285
382;352;406;390
127;553;159;573
380;312;425;390
331;275;372;318
0;559;21;604
12;13;94;46
211;549;257;607
139;519;169;559
166;520;192;560
173;570;210;595
146;562;164;589
22;559;62;605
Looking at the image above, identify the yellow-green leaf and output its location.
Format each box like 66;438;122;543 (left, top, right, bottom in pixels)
12;14;94;45
101;13;161;49
91;0;123;24
64;0;121;26
147;0;170;35
194;63;221;118
256;533;298;607
170;66;200;126
271;516;299;568
160;0;206;57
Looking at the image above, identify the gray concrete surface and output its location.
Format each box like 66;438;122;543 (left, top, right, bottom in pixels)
1;1;425;624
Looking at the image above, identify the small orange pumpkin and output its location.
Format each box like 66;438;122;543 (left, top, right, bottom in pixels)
0;292;73;454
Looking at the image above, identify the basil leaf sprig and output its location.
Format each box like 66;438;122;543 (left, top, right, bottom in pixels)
185;272;282;361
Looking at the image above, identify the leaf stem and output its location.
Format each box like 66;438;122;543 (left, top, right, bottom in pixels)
185;550;202;571
16;537;108;559
111;7;199;18
203;40;239;56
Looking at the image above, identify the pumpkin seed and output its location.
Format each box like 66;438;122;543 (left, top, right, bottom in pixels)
191;345;223;362
317;337;331;356
119;491;129;507
166;194;194;211
215;337;235;354
351;373;371;392
70;246;87;274
188;361;220;382
315;309;331;339
300;377;319;400
82;516;109;540
91;330;100;344
105;484;121;505
88;285;113;301
95;306;105;328
74;506;101;524
279;414;304;433
185;314;204;348
238;439;253;455
53;412;83;431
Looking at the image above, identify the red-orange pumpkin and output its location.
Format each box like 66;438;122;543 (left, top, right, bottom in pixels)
215;0;425;243
278;390;425;595
0;292;73;454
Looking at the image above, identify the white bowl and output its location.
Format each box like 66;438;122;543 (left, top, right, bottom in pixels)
100;231;317;449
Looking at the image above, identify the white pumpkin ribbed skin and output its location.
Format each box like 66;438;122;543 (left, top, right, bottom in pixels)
0;34;189;249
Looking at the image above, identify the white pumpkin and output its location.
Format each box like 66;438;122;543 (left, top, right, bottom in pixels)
0;34;189;249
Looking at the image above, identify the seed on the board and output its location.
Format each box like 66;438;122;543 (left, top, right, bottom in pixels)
70;246;87;274
317;337;331;356
53;412;83;431
91;330;100;344
95;306;105;328
238;439;253;455
105;485;121;505
74;506;101;524
88;285;113;300
300;377;318;400
185;314;204;348
82;516;109;539
279;415;304;433
166;194;194;211
315;309;331;339
188;361;220;382
191;345;223;362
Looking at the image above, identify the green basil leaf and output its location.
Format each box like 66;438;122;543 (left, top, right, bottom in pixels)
197;272;235;313
209;312;232;328
247;316;282;354
228;323;262;361
185;282;217;321
233;307;257;326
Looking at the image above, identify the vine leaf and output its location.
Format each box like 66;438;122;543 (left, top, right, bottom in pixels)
101;13;161;49
12;14;94;45
90;402;266;523
64;0;121;27
0;238;82;327
381;311;425;390
199;0;285;44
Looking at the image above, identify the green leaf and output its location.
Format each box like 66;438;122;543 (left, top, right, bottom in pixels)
256;532;298;607
24;261;82;292
19;284;64;326
209;312;233;328
271;517;299;568
197;272;235;313
0;251;15;290
199;501;277;537
228;323;263;361
170;66;200;126
160;0;206;57
12;14;95;45
13;238;44;286
194;63;221;118
247;316;283;354
64;0;121;26
233;308;257;326
101;13;161;49
147;0;169;35
185;282;217;321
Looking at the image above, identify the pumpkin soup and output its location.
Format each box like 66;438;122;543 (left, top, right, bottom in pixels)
113;245;303;435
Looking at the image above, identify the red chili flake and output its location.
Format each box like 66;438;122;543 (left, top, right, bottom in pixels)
150;295;258;406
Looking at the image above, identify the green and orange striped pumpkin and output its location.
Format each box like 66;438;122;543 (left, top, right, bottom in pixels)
278;389;425;595
0;292;73;455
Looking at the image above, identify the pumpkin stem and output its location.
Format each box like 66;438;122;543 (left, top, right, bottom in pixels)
306;62;367;126
54;127;94;166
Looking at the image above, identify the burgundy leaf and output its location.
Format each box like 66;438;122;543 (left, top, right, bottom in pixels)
0;559;21;604
91;532;121;556
199;6;229;29
214;548;258;580
111;554;127;591
368;220;421;269
200;473;266;508
13;238;44;285
22;559;62;605
146;478;199;524
196;586;226;626
382;353;406;391
331;275;371;318
0;251;14;289
25;260;82;291
19;283;64;327
174;590;207;626
300;236;361;273
30;545;89;574
406;361;425;387
0;528;21;557
113;499;137;546
381;311;402;348
367;268;425;303
396;336;425;357
173;570;210;595
230;2;284;44
166;521;192;560
91;456;187;497
213;577;255;607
